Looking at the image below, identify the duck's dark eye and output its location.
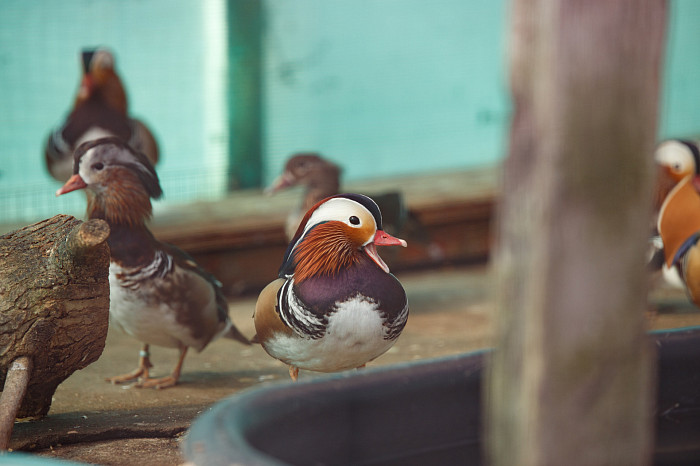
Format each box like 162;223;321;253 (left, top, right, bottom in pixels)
349;216;360;225
93;162;104;171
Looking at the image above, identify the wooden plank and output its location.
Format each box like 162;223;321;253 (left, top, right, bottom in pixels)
151;167;496;250
149;167;497;295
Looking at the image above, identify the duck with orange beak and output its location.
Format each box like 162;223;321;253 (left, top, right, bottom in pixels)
253;193;409;381
56;137;249;389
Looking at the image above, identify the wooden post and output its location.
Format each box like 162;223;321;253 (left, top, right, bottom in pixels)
486;1;667;465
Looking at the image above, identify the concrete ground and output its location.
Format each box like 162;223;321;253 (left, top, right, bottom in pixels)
9;264;493;465
8;264;700;465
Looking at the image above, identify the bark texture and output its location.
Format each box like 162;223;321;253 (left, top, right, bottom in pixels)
0;215;110;421
486;1;667;465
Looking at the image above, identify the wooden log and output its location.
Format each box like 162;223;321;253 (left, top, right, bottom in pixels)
0;215;110;448
486;1;666;465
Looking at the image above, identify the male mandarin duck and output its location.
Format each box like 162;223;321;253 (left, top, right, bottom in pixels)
649;139;700;287
267;153;439;261
45;48;159;182
56;137;249;389
656;140;700;305
253;193;409;381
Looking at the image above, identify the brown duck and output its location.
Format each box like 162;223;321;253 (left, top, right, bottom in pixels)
56;137;249;388
45;48;159;182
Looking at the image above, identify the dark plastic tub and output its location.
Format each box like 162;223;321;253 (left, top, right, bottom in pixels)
653;326;700;465
183;327;700;466
183;352;484;466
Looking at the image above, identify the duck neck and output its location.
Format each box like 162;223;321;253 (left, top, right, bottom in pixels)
86;184;152;229
105;223;157;268
86;188;156;267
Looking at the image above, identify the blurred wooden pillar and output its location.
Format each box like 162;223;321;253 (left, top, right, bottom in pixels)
227;0;264;190
486;1;667;465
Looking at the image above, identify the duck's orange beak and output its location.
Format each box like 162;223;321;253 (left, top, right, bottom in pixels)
56;174;87;196
365;230;407;273
264;171;296;195
373;230;407;248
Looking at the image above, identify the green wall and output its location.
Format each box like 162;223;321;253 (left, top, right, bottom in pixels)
262;0;509;184
0;0;696;224
660;0;700;139
0;0;228;222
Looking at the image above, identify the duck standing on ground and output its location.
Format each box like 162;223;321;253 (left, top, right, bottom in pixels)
254;193;409;381
45;48;159;182
56;137;249;389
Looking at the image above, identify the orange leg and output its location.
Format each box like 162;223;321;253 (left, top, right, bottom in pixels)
106;344;153;384
289;366;299;382
137;347;188;390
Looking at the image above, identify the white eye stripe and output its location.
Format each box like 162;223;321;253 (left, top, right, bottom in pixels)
78;144;152;186
655;140;696;173
289;198;377;254
302;198;374;233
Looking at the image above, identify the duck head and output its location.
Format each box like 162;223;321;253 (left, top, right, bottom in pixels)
76;47;127;113
654;139;700;207
279;193;407;282
55;137;161;226
266;153;341;195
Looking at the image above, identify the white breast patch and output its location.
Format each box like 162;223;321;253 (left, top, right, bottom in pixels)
108;256;216;351
263;294;398;372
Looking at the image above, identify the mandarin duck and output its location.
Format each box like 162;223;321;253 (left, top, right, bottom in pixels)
649;139;700;288
45;48;159;182
656;141;700;306
267;153;439;263
254;193;409;381
56;137;249;389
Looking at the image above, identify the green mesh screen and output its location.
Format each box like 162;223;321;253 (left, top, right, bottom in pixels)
0;0;697;225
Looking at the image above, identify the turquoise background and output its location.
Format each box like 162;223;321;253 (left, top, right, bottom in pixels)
0;0;696;223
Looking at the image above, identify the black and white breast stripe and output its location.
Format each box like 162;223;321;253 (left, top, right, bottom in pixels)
114;249;173;290
383;302;409;341
276;277;408;342
276;279;328;339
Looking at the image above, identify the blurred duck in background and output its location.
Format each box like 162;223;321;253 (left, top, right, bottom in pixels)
265;153;341;239
266;153;441;260
656;139;700;307
45;47;159;182
649;139;700;289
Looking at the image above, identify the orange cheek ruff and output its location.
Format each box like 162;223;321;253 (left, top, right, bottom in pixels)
654;166;679;211
292;222;367;283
